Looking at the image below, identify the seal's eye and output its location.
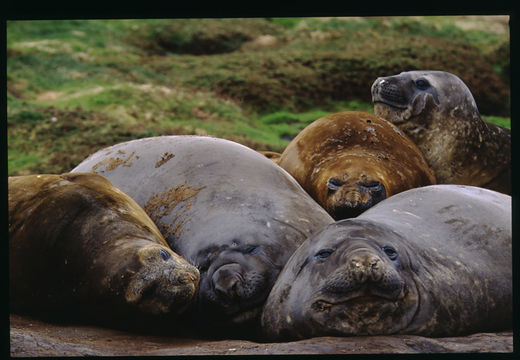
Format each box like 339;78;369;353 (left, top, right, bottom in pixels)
415;78;430;90
159;249;171;261
382;246;398;261
244;245;261;255
314;248;334;259
327;178;343;191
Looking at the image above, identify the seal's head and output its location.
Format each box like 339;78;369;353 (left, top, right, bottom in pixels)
113;243;200;316
261;220;419;339
370;70;510;189
185;217;298;327
277;112;434;220
371;70;480;132
314;156;388;220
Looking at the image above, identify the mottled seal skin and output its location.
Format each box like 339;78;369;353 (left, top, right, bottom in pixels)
261;185;511;340
276;111;435;220
9;173;199;327
371;70;510;194
72;136;333;329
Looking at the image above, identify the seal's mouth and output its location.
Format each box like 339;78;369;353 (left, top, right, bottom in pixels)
126;272;199;316
197;262;273;325
229;305;263;324
314;282;405;310
373;102;413;125
213;291;269;324
373;100;408;111
313;290;403;313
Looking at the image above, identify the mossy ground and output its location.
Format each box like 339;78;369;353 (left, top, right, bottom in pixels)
7;16;510;175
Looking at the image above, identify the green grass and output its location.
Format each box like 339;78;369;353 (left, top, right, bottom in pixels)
483;115;511;129
7;17;510;176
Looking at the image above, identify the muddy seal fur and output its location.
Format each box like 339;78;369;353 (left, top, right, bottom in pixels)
276;111;435;219
9;173;199;328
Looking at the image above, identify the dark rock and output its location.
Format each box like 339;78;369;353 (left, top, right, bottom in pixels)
9;314;513;356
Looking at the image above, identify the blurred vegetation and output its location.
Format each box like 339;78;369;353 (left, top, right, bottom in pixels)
7;16;510;175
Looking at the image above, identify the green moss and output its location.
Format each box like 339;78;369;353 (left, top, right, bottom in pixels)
7;17;510;175
482;115;510;129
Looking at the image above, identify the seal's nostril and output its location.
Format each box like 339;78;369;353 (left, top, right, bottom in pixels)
231;281;240;297
214;283;227;298
212;265;243;300
215;277;240;299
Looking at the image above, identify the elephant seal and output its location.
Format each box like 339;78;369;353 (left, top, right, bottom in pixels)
276;111;436;220
72;136;333;330
371;70;510;194
261;185;511;340
9;173;199;327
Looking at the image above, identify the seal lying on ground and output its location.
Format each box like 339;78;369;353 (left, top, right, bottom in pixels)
72;136;333;331
276;111;435;219
371;70;510;194
261;185;511;340
9;173;199;327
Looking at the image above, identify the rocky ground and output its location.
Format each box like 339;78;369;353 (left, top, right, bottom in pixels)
10;314;513;356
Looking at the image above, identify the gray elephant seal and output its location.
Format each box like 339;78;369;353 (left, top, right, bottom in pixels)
261;185;511;339
371;70;510;194
72;136;333;330
9;173;199;327
277;111;435;220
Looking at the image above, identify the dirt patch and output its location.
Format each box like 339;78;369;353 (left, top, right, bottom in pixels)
453;15;509;35
9;314;513;356
36;91;64;102
144;181;206;240
91;151;136;172
154;152;175;168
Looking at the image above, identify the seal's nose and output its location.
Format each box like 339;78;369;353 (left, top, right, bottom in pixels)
373;78;409;106
212;264;243;300
371;78;383;100
348;251;383;283
331;182;386;220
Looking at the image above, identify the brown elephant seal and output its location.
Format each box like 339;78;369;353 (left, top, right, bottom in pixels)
9;173;199;328
276;111;435;220
72;136;333;332
261;185;511;340
371;70;510;194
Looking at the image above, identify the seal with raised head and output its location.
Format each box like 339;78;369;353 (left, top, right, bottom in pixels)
371;70;510;194
72;136;333;330
261;185;511;340
276;111;435;220
9;173;200;327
